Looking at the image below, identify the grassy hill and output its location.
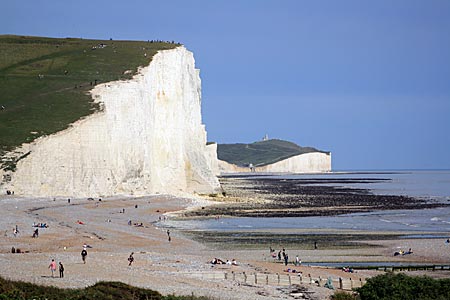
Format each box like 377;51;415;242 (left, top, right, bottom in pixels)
0;276;212;300
0;35;179;171
217;139;329;167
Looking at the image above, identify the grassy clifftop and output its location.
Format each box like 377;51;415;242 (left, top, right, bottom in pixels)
217;139;329;167
0;35;179;170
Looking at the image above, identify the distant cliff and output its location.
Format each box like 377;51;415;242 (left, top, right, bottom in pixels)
1;47;220;197
218;139;331;173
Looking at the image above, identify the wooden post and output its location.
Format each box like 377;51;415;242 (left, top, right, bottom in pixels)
254;273;258;284
318;276;322;287
308;274;312;284
243;272;247;283
277;273;280;285
288;274;291;285
339;277;343;290
350;278;353;289
266;274;269;285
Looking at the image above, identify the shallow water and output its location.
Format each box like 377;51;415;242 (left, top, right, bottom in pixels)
167;207;450;233
259;170;450;200
166;170;450;234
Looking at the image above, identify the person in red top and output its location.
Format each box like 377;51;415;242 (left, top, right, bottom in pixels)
48;259;57;277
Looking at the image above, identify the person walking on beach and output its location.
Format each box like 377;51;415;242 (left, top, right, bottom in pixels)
167;229;171;242
81;249;88;264
59;262;64;278
49;259;57;277
284;253;289;266
295;255;301;266
128;252;134;266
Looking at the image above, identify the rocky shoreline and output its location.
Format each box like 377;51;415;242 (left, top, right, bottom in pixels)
183;175;448;218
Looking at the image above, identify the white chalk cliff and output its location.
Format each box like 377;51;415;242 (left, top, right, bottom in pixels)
2;47;221;197
219;152;331;173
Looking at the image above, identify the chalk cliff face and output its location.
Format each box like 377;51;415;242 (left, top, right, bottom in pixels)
219;152;331;173
3;47;220;197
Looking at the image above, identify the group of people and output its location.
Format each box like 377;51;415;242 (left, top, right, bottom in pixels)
48;259;64;278
272;248;290;266
271;247;301;266
394;248;413;256
49;245;139;277
210;258;238;266
342;266;354;273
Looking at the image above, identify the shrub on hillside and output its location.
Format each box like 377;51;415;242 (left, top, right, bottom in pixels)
355;273;450;300
0;277;214;300
331;291;357;300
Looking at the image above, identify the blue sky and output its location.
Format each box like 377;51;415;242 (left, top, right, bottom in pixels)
3;0;450;170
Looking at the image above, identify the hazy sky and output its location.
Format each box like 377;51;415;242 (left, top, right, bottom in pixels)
3;1;450;170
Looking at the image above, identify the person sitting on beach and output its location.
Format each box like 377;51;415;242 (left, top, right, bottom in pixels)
284;268;298;273
342;267;354;273
231;259;238;266
211;258;225;265
403;248;413;255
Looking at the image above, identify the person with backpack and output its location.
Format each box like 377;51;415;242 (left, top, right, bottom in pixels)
128;252;134;266
81;249;87;264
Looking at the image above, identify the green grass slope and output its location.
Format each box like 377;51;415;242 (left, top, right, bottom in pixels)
217;139;329;167
0;276;213;300
0;35;179;171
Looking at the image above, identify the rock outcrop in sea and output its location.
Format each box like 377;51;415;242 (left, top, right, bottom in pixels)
1;47;220;197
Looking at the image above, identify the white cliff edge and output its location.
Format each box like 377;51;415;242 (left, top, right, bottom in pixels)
1;47;220;197
219;152;331;173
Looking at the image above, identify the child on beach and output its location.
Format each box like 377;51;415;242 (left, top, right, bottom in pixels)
59;262;64;278
49;259;56;277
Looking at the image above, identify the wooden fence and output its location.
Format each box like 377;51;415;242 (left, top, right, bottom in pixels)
183;271;366;291
181;265;450;290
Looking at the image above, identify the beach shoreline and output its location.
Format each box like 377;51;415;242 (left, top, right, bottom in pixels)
0;181;449;299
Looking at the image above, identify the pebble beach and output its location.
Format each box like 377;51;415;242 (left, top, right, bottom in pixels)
0;190;449;300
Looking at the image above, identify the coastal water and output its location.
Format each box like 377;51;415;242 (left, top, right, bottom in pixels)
166;170;450;234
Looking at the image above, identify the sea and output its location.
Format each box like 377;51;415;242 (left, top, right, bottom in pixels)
165;170;450;234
